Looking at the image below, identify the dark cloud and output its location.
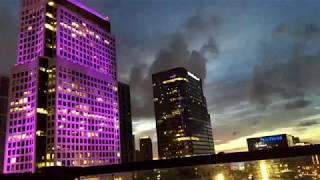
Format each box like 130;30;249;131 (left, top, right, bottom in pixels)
300;23;320;39
250;22;320;109
128;13;221;118
273;23;320;41
200;37;219;55
251;54;320;108
232;131;239;136
285;99;311;110
148;33;190;75
184;14;222;34
298;120;319;127
207;80;252;113
273;24;289;34
188;51;207;79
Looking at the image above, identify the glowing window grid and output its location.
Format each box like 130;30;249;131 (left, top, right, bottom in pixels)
4;0;120;173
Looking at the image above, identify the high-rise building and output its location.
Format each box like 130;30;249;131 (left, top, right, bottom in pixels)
4;0;119;174
152;67;214;159
139;137;153;161
118;82;134;163
0;76;9;173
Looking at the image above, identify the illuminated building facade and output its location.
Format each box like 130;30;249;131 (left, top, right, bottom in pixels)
0;76;9;172
152;67;214;159
247;134;301;151
118;82;134;163
4;0;119;174
139;136;153;161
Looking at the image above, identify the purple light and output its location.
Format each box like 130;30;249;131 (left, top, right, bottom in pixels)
4;0;119;174
4;66;38;173
52;0;120;168
10;158;16;164
67;0;109;21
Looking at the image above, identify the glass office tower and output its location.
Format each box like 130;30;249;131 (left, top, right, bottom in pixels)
4;0;119;173
152;67;214;159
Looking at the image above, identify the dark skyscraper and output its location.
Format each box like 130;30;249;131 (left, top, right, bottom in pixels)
139;137;153;161
0;76;9;173
152;67;214;159
118;82;134;163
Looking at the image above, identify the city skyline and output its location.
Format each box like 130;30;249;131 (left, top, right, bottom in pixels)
1;0;320;159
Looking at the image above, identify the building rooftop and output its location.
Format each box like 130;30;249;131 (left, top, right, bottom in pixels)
54;0;111;32
139;136;151;140
66;0;109;21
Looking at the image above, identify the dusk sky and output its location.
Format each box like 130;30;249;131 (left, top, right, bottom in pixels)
1;0;320;157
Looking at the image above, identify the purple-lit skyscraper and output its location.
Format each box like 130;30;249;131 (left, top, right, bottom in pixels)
4;0;120;174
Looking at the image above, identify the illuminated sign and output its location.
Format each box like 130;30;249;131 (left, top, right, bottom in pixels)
260;135;283;143
254;142;268;148
187;72;200;81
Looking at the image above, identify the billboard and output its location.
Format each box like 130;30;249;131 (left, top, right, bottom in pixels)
247;134;295;151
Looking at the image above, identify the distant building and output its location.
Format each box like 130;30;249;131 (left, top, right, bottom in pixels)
152;67;214;159
247;134;301;151
118;82;134;163
139;137;153;161
134;149;141;162
0;76;9;173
